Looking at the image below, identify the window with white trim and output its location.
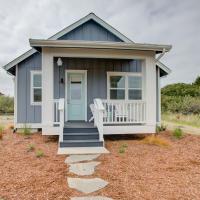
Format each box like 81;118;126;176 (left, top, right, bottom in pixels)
31;71;42;105
108;72;142;100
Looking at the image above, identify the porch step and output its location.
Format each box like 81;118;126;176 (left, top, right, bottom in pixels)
63;127;98;133
60;140;103;148
63;132;99;140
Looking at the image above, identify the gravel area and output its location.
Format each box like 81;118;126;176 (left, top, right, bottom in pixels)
1;130;200;199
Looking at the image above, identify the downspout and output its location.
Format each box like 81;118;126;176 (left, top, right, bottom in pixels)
155;48;166;62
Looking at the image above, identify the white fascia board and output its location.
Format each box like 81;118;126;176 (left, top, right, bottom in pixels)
3;49;36;71
29;39;172;52
3;13;133;71
156;60;172;75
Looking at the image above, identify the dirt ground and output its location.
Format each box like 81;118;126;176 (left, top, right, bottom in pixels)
0;129;200;200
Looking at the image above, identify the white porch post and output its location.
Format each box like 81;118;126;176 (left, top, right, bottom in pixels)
42;48;54;131
145;57;157;127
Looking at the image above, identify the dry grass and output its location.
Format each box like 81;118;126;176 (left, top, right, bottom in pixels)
141;135;170;147
162;112;200;128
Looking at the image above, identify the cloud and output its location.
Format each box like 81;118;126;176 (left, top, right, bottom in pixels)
0;0;200;96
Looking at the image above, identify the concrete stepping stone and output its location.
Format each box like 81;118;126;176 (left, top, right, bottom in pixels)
68;178;108;194
69;161;100;176
71;196;113;200
65;154;100;164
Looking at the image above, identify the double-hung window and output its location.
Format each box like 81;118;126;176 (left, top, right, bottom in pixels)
31;71;42;105
108;72;143;100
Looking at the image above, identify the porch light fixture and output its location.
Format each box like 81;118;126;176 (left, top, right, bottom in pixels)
57;57;63;66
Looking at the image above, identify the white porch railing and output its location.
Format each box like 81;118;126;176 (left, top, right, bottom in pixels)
102;100;146;124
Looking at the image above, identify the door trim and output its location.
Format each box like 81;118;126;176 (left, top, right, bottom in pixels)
65;70;87;122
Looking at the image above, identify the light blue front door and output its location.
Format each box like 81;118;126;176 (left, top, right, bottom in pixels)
67;73;85;121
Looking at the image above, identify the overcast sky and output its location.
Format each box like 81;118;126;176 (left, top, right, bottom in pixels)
0;0;200;96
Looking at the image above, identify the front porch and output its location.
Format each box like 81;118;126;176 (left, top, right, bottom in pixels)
41;48;158;144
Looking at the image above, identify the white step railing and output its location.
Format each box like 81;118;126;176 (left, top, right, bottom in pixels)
93;98;105;141
102;100;146;124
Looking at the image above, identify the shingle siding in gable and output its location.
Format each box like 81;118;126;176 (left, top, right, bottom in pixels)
58;20;123;42
17;52;42;124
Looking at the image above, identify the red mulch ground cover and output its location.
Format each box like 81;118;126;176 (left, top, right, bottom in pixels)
1;130;200;200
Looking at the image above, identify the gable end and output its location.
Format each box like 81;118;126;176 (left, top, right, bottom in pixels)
58;19;123;42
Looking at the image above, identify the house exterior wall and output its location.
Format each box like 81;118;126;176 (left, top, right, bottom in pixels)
53;57;142;120
17;52;42;124
58;19;123;42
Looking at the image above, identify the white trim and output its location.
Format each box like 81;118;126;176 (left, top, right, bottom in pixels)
30;39;172;53
157;67;161;123
14;64;18;126
107;71;143;101
156;60;171;76
103;124;156;134
3;49;37;71
65;70;87;122
3;12;133;71
30;70;42;105
15;123;42;129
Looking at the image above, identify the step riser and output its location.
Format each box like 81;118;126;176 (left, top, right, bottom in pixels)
60;141;103;148
63;128;98;133
63;135;99;140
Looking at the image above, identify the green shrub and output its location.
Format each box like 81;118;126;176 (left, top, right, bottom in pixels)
21;124;31;136
156;124;167;133
28;144;35;152
119;143;128;154
161;83;200;97
161;95;200;115
36;150;44;158
172;128;183;139
119;147;125;154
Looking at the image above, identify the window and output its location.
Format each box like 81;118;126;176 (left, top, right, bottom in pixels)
128;76;142;100
110;76;125;99
31;71;42;105
108;72;142;100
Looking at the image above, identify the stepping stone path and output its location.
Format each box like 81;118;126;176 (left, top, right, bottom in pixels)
66;154;112;200
65;154;100;164
69;161;100;176
71;196;113;200
68;178;108;194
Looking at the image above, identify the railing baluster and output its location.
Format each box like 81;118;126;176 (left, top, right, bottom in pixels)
100;100;145;124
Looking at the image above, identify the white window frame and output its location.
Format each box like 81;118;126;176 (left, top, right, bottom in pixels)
107;71;143;101
30;70;42;105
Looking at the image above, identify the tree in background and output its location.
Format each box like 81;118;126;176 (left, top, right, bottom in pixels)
0;95;14;114
193;76;200;86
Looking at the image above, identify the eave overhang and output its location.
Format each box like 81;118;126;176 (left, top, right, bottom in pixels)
29;39;172;54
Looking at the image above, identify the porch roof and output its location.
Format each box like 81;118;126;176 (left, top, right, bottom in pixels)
29;39;172;54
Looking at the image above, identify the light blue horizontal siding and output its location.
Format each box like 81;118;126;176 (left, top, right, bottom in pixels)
58;19;123;42
17;52;42;124
54;58;142;120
